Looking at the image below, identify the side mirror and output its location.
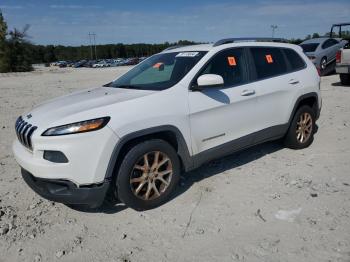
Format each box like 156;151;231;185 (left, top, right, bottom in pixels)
196;74;224;89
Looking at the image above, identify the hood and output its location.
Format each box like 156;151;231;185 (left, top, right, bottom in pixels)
24;86;155;127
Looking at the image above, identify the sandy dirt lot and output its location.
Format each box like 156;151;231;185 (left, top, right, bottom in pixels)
0;66;350;262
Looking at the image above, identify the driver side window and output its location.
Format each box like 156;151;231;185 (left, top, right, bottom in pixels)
197;48;246;88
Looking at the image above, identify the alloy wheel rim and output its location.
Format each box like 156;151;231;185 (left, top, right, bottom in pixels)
130;151;173;200
296;112;313;143
321;59;327;70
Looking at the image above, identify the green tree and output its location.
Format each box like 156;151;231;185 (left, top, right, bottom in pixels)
312;33;320;38
0;9;9;72
4;25;33;72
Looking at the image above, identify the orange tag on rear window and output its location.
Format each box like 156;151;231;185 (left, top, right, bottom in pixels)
227;56;237;66
153;62;163;69
265;55;273;63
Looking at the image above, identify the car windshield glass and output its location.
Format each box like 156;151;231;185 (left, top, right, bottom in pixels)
107;51;207;90
300;43;319;52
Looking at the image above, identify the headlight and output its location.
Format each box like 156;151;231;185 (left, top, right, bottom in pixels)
42;117;110;136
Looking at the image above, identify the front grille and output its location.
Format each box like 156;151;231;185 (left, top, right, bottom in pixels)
15;116;37;151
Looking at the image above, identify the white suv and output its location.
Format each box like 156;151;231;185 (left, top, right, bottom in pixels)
13;38;321;210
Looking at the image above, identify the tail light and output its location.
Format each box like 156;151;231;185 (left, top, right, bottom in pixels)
316;67;321;76
336;50;341;63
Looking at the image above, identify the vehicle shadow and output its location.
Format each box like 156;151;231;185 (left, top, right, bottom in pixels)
71;140;284;214
169;141;284;201
332;82;349;87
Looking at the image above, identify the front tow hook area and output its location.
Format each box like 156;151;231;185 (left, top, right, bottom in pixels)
21;168;110;208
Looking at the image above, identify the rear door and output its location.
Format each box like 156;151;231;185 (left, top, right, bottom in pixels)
322;39;340;63
246;47;299;141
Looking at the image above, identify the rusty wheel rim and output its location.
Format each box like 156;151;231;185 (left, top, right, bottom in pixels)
296;112;313;143
130;151;173;201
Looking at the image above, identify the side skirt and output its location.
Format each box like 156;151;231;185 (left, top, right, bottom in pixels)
191;124;288;169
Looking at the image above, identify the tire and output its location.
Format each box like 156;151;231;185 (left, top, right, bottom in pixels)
284;105;316;149
340;74;350;85
320;57;327;75
116;139;180;211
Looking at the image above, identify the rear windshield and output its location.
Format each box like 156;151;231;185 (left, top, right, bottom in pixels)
300;43;319;52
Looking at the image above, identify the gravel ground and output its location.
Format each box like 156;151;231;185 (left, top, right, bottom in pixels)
0;66;350;262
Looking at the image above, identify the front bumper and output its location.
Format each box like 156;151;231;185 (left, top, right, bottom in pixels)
12;125;119;185
21;168;110;207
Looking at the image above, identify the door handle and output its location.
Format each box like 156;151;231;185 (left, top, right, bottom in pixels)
288;79;300;85
241;89;255;96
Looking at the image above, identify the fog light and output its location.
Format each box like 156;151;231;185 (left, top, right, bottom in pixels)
43;151;68;163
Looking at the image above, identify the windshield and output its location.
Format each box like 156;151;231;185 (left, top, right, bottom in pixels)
300;43;319;52
107;51;207;90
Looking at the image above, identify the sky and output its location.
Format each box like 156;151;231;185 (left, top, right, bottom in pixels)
1;0;350;46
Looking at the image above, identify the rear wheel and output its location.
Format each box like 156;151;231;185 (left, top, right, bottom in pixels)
340;74;350;85
320;57;327;75
284;105;315;149
116;139;180;211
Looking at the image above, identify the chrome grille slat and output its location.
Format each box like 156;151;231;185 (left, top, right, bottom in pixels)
22;124;31;146
27;126;37;150
15;116;37;151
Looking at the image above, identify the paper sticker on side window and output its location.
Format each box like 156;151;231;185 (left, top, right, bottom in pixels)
176;52;199;58
153;62;163;68
265;55;273;63
227;56;237;66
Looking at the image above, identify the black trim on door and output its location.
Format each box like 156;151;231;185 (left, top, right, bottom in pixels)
192;124;288;168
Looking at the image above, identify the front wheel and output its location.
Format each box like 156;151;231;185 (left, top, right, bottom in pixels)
116;139;180;211
284;105;316;149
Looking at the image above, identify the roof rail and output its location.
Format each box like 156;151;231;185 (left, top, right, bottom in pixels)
213;37;288;47
163;45;184;51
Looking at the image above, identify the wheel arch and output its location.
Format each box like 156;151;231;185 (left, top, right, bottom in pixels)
289;92;319;125
104;125;193;181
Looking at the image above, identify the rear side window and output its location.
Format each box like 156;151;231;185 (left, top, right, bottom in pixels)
300;43;319;52
283;48;306;71
197;48;246;87
322;39;338;49
250;47;287;80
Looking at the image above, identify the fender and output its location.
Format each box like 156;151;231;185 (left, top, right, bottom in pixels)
104;125;194;180
288;92;320;124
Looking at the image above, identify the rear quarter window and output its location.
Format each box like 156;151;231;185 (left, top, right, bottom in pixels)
250;47;288;80
283;48;306;71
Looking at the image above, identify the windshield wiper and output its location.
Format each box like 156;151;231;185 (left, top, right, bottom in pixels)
113;85;145;90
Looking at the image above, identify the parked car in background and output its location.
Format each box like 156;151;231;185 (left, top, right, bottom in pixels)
84;60;97;68
92;60;111;68
300;38;347;74
73;60;87;68
333;22;350;85
123;58;140;66
57;61;67;68
336;42;350;85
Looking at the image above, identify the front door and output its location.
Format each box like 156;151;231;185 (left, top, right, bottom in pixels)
188;48;259;156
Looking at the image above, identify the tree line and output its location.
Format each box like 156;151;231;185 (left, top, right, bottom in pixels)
29;40;197;64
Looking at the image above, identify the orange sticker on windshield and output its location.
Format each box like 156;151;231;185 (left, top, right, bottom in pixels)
227;56;237;66
265;55;273;63
153;62;164;69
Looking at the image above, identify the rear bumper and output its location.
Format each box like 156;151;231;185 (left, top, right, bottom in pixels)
336;65;350;74
21;168;110;207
